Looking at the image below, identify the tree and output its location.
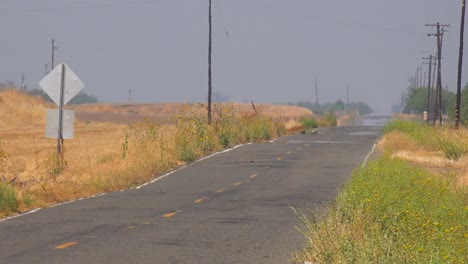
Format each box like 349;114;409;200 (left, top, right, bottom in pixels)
403;87;455;115
448;83;468;125
334;99;345;111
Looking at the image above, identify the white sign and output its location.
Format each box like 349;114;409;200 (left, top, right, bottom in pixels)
45;109;75;139
39;64;84;106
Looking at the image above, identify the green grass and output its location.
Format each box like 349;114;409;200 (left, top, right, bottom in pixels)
383;120;468;160
294;157;467;263
0;182;18;214
301;117;318;129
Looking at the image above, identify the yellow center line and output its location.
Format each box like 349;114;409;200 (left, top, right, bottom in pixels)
277;157;283;160
216;188;226;193
126;225;136;229
286;151;292;154
55;242;78;249
233;182;243;186
304;144;309;146
162;212;177;218
296;147;302;150
194;198;204;204
250;174;257;178
141;222;151;225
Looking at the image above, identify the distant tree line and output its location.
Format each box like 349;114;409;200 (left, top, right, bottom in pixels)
287;100;372;116
403;83;468;124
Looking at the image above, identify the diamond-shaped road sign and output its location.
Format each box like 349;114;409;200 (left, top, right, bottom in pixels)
39;63;84;106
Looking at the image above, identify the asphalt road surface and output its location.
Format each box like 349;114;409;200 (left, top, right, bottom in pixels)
0;126;381;264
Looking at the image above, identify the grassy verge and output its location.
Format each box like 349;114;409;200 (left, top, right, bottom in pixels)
295;120;467;263
382;120;468;161
295;157;467;263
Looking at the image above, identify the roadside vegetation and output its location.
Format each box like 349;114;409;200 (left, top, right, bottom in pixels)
402;82;468;125
295;120;467;263
0;89;287;217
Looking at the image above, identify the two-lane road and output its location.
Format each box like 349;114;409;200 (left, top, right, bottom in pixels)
0;126;380;264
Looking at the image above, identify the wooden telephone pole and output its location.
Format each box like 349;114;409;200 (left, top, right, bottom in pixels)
423;55;433;122
52;39;56;70
207;0;213;124
426;22;450;126
456;0;466;128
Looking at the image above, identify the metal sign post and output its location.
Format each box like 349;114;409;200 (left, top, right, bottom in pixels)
39;63;84;156
57;64;66;155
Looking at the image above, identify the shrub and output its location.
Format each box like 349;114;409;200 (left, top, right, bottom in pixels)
301;117;318;129
0;182;18;213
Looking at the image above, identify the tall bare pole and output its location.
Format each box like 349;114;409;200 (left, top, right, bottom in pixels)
57;64;66;155
52;39;56;70
207;0;213;124
423;55;433;121
427;22;450;126
419;66;423;88
438;29;444;125
315;75;319;107
456;0;466;128
346;85;349;113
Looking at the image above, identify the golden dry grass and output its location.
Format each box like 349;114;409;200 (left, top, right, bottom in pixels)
0;89;305;217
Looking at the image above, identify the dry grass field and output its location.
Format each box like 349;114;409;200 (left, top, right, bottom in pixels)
71;101;312;125
0;89;311;217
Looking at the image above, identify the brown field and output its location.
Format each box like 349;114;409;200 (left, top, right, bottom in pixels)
0;89;311;217
70;101;312;125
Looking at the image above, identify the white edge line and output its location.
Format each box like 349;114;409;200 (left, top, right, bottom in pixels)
362;143;377;168
0;208;42;223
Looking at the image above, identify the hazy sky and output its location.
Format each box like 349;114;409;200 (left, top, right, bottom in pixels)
0;0;463;114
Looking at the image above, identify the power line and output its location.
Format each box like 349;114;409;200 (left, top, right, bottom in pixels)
0;0;160;15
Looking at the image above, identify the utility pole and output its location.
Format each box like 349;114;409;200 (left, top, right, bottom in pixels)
419;66;423;88
346;85;349;113
128;89;132;103
44;64;49;76
423;55;433;122
315;75;319;108
456;0;466;128
423;70;426;88
51;39;56;70
415;68;419;88
427;22;450;126
207;0;213;124
20;73;26;90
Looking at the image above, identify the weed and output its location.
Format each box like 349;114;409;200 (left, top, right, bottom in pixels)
0;182;18;214
122;132;129;159
45;154;67;179
383;120;468;159
438;137;468;161
301;117;318;129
